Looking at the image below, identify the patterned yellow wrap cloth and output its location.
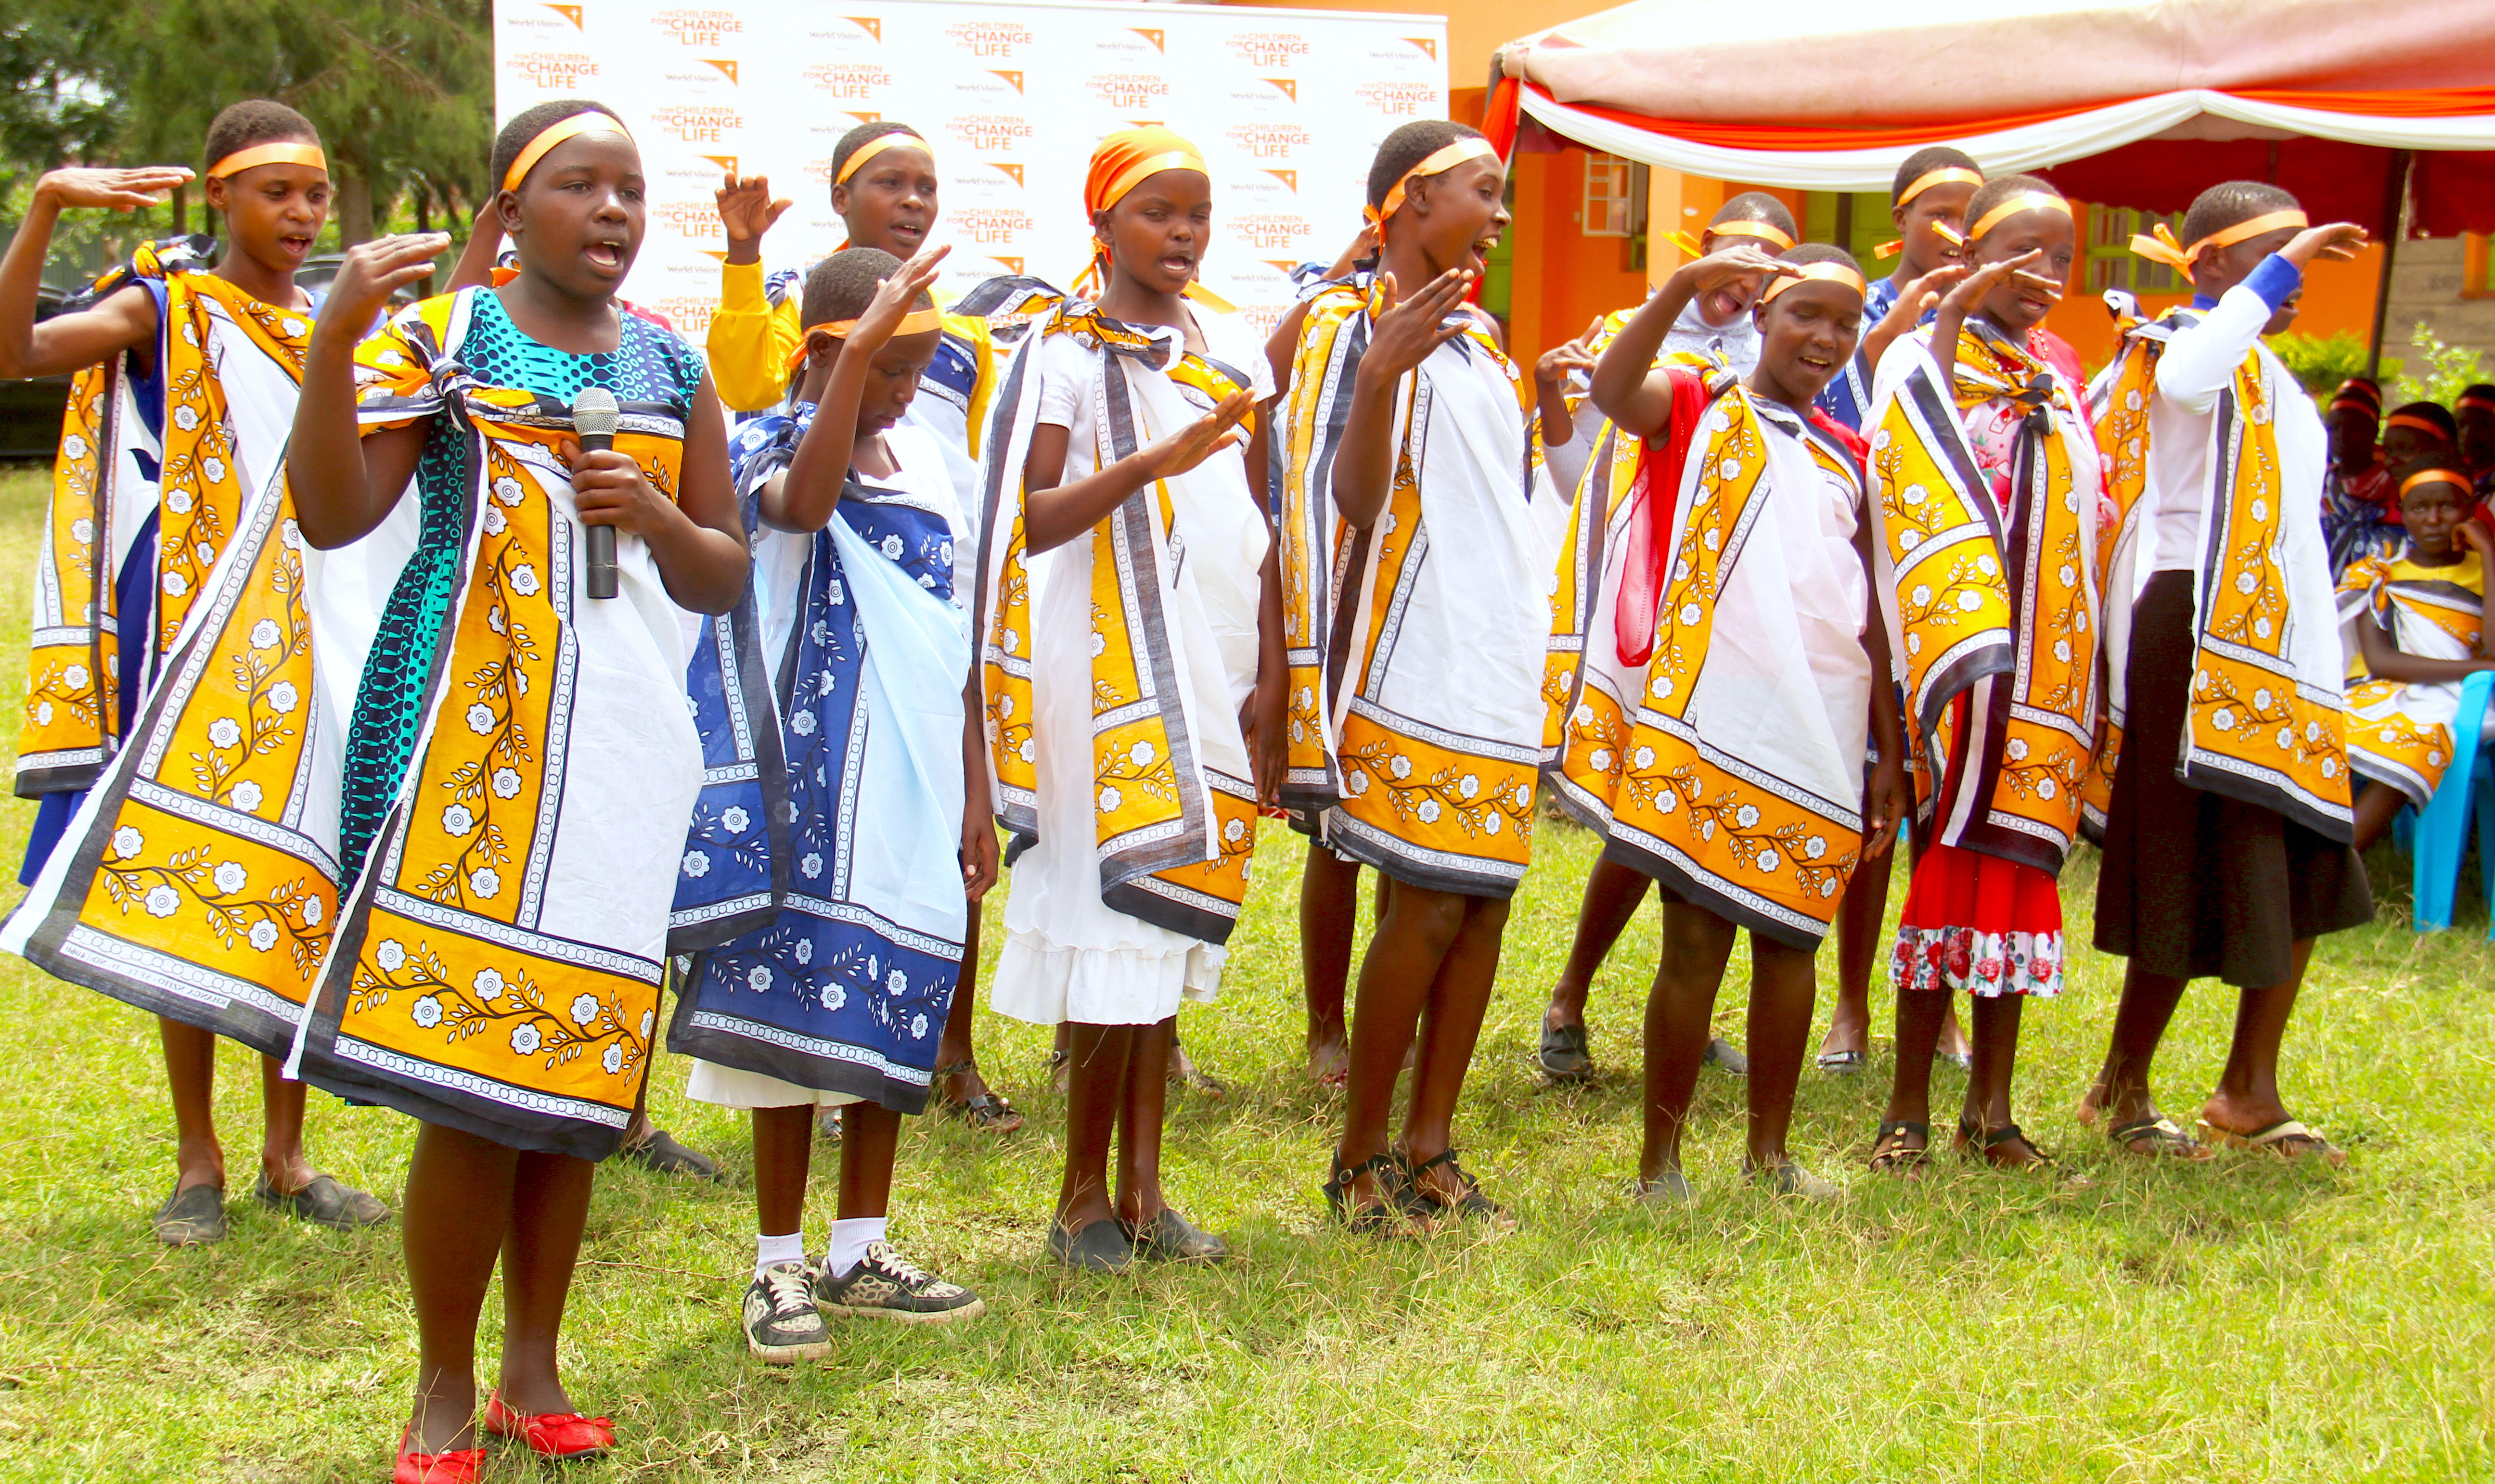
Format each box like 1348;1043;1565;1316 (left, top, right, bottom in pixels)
2336;548;2487;804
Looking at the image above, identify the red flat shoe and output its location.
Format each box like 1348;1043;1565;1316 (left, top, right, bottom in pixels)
393;1426;486;1484
484;1390;615;1460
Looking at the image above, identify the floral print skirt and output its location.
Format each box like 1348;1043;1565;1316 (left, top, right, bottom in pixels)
1891;840;2064;998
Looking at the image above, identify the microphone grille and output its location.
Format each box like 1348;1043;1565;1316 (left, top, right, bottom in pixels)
571;386;621;439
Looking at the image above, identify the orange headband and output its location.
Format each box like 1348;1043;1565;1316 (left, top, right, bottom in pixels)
207;142;328;180
2130;209;2309;283
1967;192;2071;243
1086;126;1207;217
1665;218;1799;262
502;112;634;193
2459;392;2495;414
2386;412;2451;442
836;131;927;186
2328;395;2379;416
1365;137;1501;230
1759;260;1868;305
2400;468;2469;498
787;307;947;367
1896;166;1982;210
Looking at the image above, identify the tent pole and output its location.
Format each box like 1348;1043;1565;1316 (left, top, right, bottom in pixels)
2365;149;2413;382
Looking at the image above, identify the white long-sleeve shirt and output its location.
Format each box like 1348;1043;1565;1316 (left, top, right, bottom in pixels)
2146;256;2321;573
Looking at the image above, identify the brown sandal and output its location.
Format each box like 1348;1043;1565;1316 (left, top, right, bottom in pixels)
934;1059;1024;1134
1867;1119;1931;1176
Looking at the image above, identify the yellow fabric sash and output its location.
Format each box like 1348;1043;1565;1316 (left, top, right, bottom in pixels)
2337;550;2484;803
1868;325;2102;873
974;300;1256;942
2088;315;2353;837
18;245;311;798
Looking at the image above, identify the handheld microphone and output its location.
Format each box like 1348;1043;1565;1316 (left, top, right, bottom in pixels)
572;386;621;599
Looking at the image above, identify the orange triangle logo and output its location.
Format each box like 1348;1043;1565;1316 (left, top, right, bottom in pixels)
1264;77;1297;102
998;257;1025;275
1405;37;1437;59
543;3;583;27
847;16;881;40
1264;260;1301;275
844;110;882;124
992;163;1025;186
1131;27;1164;50
989;69;1023;92
699;154;739;175
1264;169;1297;191
700;249;728;261
701;58;738;83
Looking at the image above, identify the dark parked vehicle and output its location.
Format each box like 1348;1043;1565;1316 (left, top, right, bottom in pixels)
0;283;73;462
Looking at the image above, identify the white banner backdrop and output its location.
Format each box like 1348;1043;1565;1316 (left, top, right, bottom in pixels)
493;0;1448;344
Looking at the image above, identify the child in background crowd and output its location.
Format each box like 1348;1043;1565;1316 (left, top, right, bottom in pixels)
2086;181;2371;1165
670;245;992;1360
2321;376;2402;578
0;101;388;1244
285;101;749;1476
1862;177;2106;1175
981;128;1276;1273
2336;461;2495;853
1283;121;1548;1232
1549;239;1904;1203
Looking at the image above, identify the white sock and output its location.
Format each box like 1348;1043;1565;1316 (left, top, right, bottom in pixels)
823;1216;887;1279
755;1229;806;1279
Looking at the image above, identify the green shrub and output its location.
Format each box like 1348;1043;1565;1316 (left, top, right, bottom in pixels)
2270;330;2371;396
2389;321;2488;407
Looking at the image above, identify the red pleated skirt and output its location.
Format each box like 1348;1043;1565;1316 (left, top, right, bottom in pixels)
1889;839;2065;997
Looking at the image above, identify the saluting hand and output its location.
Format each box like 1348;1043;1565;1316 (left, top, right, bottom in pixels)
1361;268;1474;385
715;173;792;248
35;166;194;213
843;244;952;355
315;233;451;345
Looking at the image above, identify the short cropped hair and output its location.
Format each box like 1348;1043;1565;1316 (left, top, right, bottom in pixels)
800;246;934;329
2179;180;2300;251
491;98;625;192
204;100;320;175
1891;146;1981;206
1366;121;1486;211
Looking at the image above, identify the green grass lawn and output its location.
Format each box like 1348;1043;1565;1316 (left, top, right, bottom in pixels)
0;462;2489;1482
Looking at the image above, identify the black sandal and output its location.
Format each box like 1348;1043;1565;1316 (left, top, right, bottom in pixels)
1867;1119;1931;1176
2109;1113;2210;1160
1323;1153;1408;1236
934;1059;1025;1134
1972;1122;2056;1169
1408;1150;1515;1230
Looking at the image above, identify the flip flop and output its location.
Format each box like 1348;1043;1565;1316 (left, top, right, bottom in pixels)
1867;1119;1930;1175
934;1059;1025;1134
2201;1117;2347;1169
2108;1114;2210;1160
1816;1049;1866;1074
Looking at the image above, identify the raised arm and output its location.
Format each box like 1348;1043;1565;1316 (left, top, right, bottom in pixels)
1327;268;1472;530
2161;223;2366;412
765;245;948;533
1592;246;1792;438
289;233;450;550
0;167;191;380
1854;263;1968;380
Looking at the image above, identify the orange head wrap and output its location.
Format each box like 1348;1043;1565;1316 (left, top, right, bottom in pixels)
1077;127;1221;305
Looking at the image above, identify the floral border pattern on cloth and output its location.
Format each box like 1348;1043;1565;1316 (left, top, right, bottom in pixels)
1891;924;2064;998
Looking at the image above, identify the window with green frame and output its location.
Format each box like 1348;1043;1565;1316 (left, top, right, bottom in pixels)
2085;205;2188;296
1479;170;1517;319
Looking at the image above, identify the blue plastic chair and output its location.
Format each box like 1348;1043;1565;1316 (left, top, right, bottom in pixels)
2409;669;2495;936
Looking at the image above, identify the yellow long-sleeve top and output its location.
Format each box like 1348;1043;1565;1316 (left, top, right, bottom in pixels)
706;258;997;461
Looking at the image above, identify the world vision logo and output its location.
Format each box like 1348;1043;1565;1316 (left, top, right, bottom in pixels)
989;70;1024;93
990;163;1025;186
661;159;732;191
945;19;1030;58
1085;73;1169;111
1226;31;1310;68
542;3;583;27
701;58;737;82
1403;37;1437;60
654;199;723;240
1264;78;1296;102
947;114;1033;152
1263;169;1297;192
507;50;599;89
1231;213;1311;251
502;3;580;32
698;154;738;175
848;15;880;40
805;61;890;98
951;207;1033;246
1226;122;1308;160
1129;28;1164;51
651;8;740;46
990;256;1025;275
1355;81;1436;117
649;103;741;143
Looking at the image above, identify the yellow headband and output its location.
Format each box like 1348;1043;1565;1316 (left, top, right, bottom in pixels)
836;131;928;186
1365;137;1500;230
1967;192;2071;243
1759;260;1868;306
2129;209;2309;283
207;142;328;180
502;112;634;194
788;307;947;367
2386;412;2452;442
2400;468;2469;498
1665;218;1799;262
1896;166;1982;209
